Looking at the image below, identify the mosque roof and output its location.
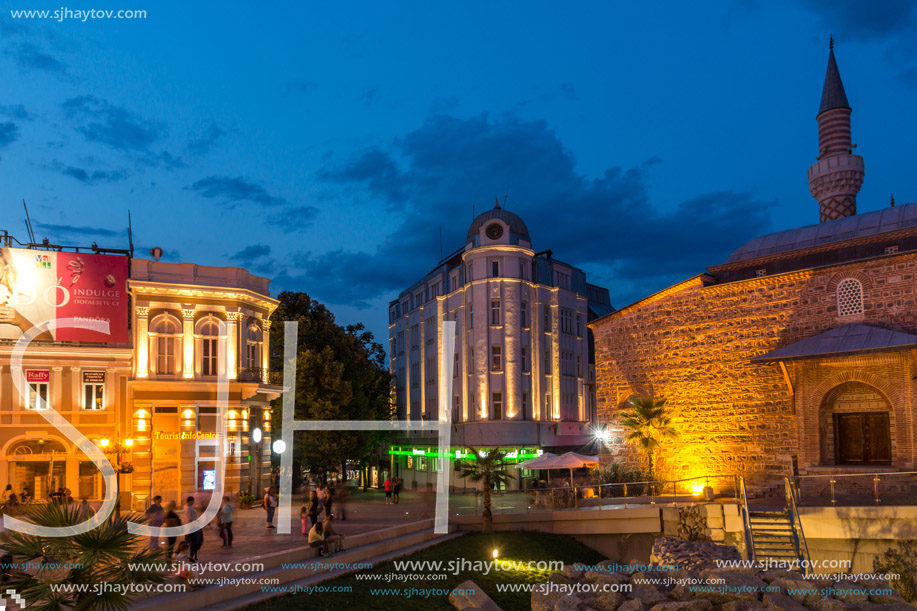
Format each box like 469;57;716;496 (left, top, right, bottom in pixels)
752;324;917;362
726;202;917;264
819;43;850;116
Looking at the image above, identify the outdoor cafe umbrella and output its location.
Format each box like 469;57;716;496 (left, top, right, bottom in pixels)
514;452;556;470
515;451;598;488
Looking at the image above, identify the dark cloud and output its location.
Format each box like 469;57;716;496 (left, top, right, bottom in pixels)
307;112;772;306
281;81;318;96
185;123;226;156
0;105;35;121
187;176;288;207
798;0;917;84
62;95;163;151
361;85;380;106
59;164;129;185
0;122;20;149
33;222;121;238
9;43;68;77
269;205;319;232
230;243;271;263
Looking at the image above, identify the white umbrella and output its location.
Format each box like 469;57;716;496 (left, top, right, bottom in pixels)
514;452;556;470
529;452;599;491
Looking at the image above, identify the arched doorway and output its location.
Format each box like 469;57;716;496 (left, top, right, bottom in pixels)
820;383;892;466
6;439;69;499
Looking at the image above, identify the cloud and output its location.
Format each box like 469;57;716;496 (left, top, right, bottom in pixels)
185;123;226;156
0;105;35;121
32;222;122;238
361;85;380;106
306;112;772;306
281;81;318;95
269;205;319;232
187;176;288;206
9;42;68;77
62;95;164;151
231;243;271;263
59;164;129;185
0;122;20;149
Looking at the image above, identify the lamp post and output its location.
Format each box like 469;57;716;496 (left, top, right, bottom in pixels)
101;436;134;518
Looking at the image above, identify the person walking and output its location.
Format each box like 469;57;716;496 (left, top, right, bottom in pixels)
393;477;401;504
383;476;392;504
316;481;327;515
219;496;234;548
264;487;277;529
335;480;348;521
323;488;334;519
145;495;164;551
163;501;181;557
184;496;203;563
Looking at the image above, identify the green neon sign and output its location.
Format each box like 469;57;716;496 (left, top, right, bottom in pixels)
387;446;542;461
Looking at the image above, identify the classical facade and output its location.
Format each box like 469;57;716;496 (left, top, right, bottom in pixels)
389;204;613;489
0;243;279;507
590;45;917;485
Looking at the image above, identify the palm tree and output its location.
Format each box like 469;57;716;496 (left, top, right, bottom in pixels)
0;503;167;610
619;395;679;479
458;447;515;533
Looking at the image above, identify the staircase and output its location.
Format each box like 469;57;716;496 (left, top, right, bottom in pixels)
747;509;804;568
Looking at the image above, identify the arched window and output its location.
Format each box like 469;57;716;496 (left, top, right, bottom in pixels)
245;324;262;370
150;313;181;375
837;278;864;317
196;315;222;377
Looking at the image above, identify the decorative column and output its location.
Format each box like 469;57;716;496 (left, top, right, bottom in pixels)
135;307;150;378
51;366;63;412
225;311;242;380
70;366;81;411
181;307;195;379
262;320;272;383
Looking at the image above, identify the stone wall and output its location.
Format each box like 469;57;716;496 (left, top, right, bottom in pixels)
591;253;917;482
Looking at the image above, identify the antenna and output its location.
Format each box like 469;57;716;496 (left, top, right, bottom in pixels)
23;200;35;243
503;194;508;209
127;210;135;257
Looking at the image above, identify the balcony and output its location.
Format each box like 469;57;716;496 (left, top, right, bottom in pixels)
237;368;282;384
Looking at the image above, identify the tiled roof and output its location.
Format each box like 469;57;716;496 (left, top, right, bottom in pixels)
751;324;917;362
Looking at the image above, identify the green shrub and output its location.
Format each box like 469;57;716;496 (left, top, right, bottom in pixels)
874;540;917;603
598;464;654;496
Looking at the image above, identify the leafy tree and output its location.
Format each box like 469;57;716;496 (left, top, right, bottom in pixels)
619;395;678;479
0;504;166;610
270;292;393;485
459;447;515;533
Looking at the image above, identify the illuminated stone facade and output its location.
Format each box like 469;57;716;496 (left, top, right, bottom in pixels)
591;46;917;485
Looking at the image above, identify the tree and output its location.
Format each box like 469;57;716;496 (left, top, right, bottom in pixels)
270;292;393;486
619;395;679;479
458;447;515;533
0;504;166;610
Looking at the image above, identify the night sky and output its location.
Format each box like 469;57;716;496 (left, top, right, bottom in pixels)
1;1;916;343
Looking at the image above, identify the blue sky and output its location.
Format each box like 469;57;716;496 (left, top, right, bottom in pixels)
1;0;916;342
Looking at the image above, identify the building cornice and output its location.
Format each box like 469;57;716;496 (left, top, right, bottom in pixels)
128;280;279;312
588;274;713;327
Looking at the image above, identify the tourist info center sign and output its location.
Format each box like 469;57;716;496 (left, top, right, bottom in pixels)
0;246;129;343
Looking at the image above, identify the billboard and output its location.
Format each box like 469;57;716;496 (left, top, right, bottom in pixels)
0;247;129;343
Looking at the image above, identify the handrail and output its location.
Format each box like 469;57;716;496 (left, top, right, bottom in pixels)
738;476;756;564
784;477;812;576
790;471;917;506
791;470;917;479
525;473;740;495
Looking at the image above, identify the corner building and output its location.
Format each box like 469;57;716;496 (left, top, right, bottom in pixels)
590;45;917;485
388;204;613;490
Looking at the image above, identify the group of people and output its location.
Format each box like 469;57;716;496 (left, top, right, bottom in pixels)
301;482;345;557
382;476;402;504
144;494;235;561
0;484;31;511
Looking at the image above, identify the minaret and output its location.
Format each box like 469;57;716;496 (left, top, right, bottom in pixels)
808;39;864;222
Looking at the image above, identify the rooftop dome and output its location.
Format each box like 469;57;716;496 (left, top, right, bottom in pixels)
467;201;531;241
726;201;917;263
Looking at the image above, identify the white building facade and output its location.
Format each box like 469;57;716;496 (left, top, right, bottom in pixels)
388;204;613;490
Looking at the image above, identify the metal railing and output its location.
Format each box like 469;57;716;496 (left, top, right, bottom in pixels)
790;471;917;506
784;477;812;576
738;476;756;564
459;474;740;515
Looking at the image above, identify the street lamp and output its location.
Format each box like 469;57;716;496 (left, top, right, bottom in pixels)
100;436;134;518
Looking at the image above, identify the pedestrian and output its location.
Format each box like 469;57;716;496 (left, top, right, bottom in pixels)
393;477;401;504
163;501;181;557
316;481;326;515
19;488;29;505
335;480;348;521
300;498;310;536
306;490;319;528
323;488;334;519
145;495;164;551
1;485;12;504
184;496;203;562
171;542;195;586
323;513;345;552
307;521;334;558
219;496;233;548
383;476;392;504
264;487;277;529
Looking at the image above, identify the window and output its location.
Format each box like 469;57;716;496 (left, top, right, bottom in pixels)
521;301;528;328
390;306;397;323
756;269;767;278
425;317;435;344
492;393;503;420
151;314;180;375
450;273;459;292
82;371;105;410
491;260;500;278
885;245;899;255
390;338;397;359
521;393;529;419
544;307;552;332
554;270;570;289
520;261;527;280
401;300;409;315
577;354;582;377
521;346;529;372
490;301;501;326
426;357;436;383
411;362;420;387
576;314;582;337
468;302;474;329
544;348;552;374
491;346;502;371
246;324;262;370
837;278;864;317
453;351;460;377
560;308;574;334
397;367;405;390
410;324;420;348
396;331;405;355
414;292;423;308
430;282;440;298
28;381;49;410
197;316;220;377
546;394;553;419
453;395;461;422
